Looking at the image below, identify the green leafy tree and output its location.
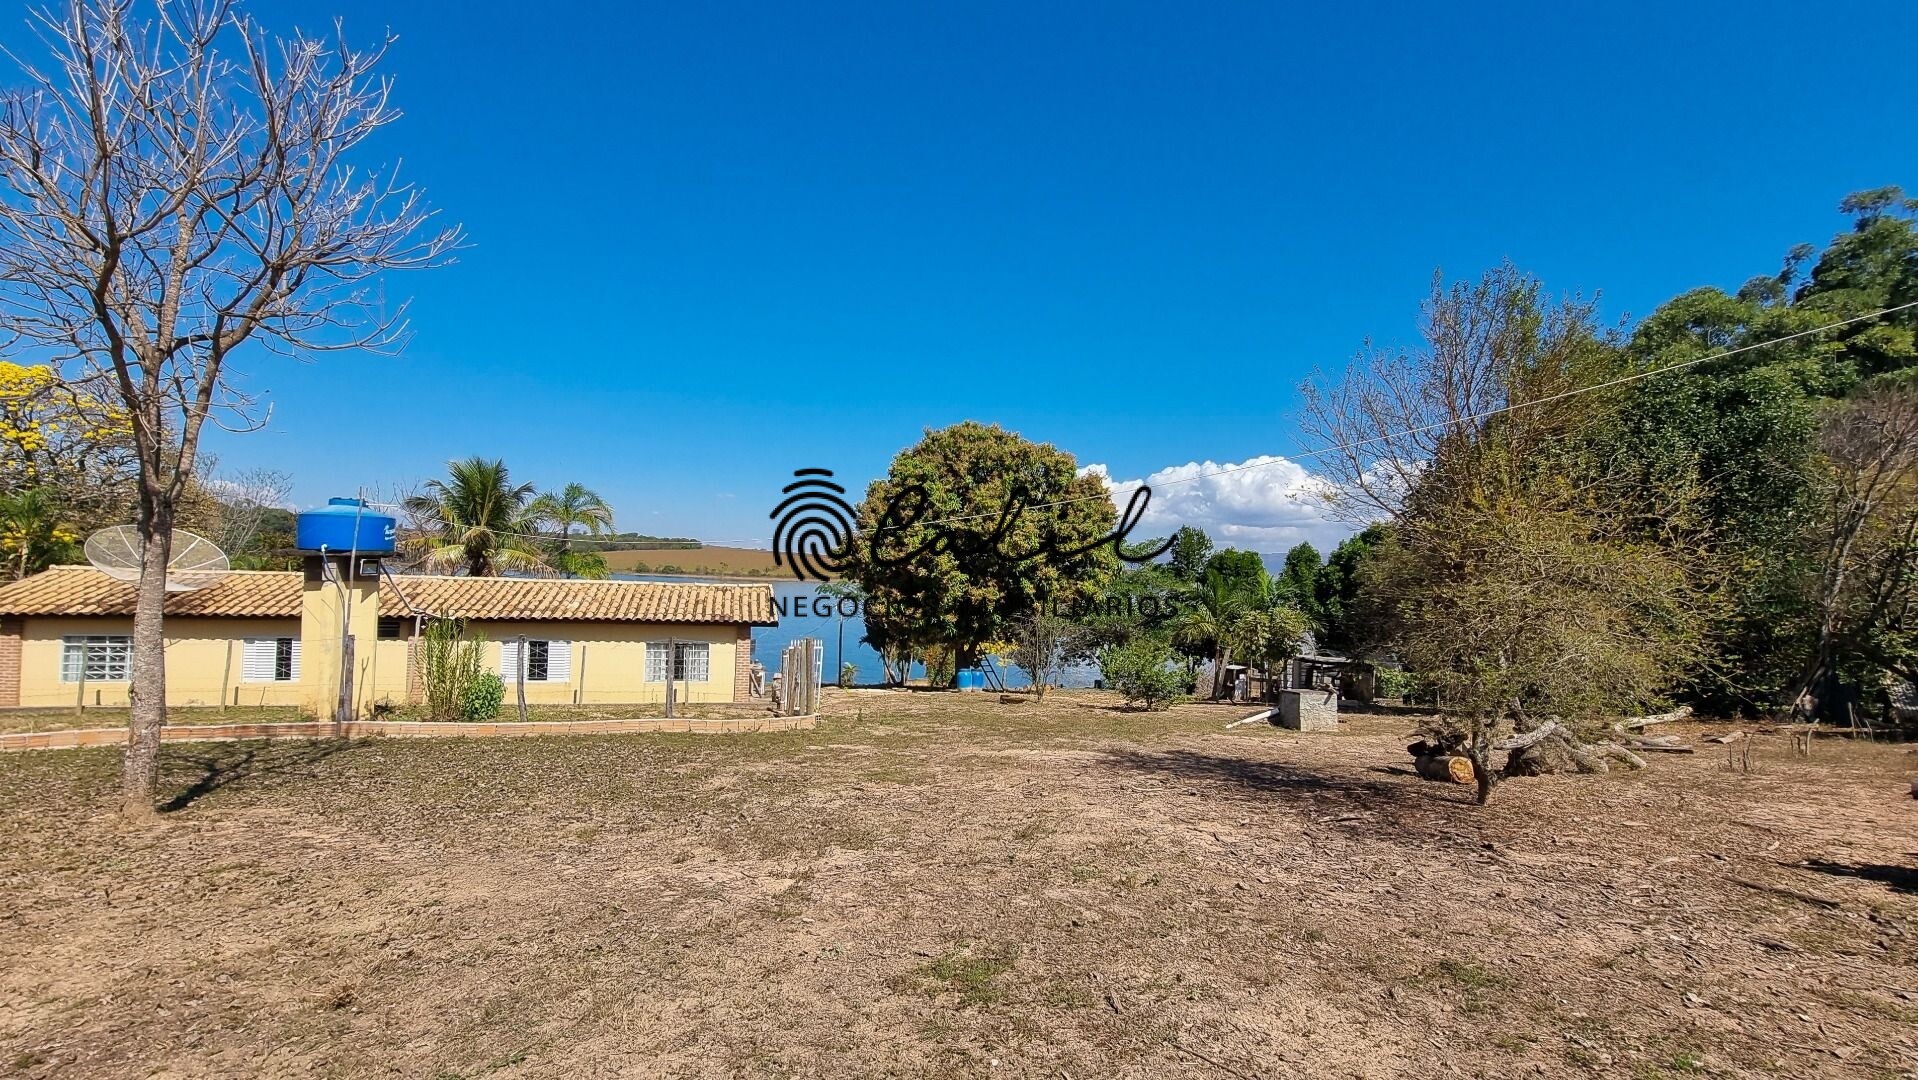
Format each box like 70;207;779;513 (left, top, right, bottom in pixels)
404;458;549;577
845;422;1119;683
1304;264;1708;803
1226;605;1312;676
1315;526;1387;654
1166;525;1213;582
1591;189;1918;714
1099;636;1184;710
1794;187;1918;378
1272;542;1322;624
1078;558;1186;649
1203;548;1270;605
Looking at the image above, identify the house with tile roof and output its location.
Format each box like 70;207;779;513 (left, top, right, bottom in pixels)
0;566;779;714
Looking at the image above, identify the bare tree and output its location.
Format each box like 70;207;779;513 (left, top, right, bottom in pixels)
1007;612;1086;699
1789;386;1918;719
202;461;291;558
1301;267;1707;803
0;0;459;816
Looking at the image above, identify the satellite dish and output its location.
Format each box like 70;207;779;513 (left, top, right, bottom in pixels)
84;526;231;593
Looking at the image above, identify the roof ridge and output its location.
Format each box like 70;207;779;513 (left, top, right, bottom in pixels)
44;564;298;576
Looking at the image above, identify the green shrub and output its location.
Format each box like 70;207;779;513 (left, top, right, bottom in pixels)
1099;638;1185;710
839;661;857;688
461;671;505;722
1375;667;1418;700
422;618;486;722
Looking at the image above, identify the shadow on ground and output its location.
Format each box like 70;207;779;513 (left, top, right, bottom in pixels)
1099;746;1477;847
1795;859;1918;894
159;739;363;813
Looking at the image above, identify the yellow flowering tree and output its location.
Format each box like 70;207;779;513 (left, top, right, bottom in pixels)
0;362;134;513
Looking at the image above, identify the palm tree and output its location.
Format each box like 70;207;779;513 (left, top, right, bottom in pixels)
0;488;79;579
403;458;548;577
528;483;615;580
1172;569;1248;699
529;483;614;551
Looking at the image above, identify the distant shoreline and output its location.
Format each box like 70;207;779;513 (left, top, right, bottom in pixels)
615;569;838;584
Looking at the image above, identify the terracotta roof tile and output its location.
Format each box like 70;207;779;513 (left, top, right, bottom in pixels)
0;566;301;617
379;574;779;625
0;567;778;626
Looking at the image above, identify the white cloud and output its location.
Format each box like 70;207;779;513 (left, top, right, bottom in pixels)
1080;455;1358;556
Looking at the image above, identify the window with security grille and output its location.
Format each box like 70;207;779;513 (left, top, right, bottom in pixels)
242;638;301;682
645;641;710;682
61;635;131;682
500;639;570;682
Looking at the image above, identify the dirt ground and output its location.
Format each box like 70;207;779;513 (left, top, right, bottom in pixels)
0;689;1913;1079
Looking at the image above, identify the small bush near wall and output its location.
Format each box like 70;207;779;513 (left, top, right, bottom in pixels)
423;618;487;722
462;671;505;721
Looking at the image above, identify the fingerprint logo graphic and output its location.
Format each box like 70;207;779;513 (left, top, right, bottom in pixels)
770;469;856;581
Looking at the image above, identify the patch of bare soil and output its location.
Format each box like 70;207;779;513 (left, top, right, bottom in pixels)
0;689;1912;1078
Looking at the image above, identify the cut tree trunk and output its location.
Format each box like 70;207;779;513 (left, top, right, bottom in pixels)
1414;754;1476;784
1618;707;1692;730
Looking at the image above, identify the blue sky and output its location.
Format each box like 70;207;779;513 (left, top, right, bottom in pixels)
28;0;1917;551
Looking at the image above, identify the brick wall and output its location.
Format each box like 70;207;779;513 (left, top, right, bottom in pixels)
734;626;754;702
0;617;20;708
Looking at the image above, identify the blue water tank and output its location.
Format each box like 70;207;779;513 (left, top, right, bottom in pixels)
957;669;979;691
296;498;397;554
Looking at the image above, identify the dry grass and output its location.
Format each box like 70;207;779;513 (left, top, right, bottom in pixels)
0;689;1913;1078
0;701;770;737
0;704;306;735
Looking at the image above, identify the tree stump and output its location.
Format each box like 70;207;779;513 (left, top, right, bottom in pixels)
1414;753;1476;784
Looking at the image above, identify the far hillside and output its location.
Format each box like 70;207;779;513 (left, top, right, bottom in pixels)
601;544;795;579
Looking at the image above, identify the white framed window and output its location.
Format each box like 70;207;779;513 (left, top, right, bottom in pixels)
242;637;301;682
501;638;571;683
61;635;131;682
645;641;710;682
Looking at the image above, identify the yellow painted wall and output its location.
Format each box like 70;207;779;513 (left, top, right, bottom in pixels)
369;635;413;707
18;616;304;709
12;615;746;712
300;560;383;720
472;621;739;705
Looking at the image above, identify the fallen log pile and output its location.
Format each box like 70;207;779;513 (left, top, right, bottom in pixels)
1406;740;1476;785
1407;713;1681;783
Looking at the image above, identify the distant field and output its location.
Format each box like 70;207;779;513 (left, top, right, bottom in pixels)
601;544;792;578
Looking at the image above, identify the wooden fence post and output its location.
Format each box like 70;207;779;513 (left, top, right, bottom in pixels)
516;634;528;723
665;636;676;719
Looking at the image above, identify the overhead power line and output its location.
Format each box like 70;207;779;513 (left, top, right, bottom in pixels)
362;501;773;550
369;300;1917;548
882;299;1918;530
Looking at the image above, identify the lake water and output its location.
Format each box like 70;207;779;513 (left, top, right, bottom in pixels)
616;575;1097;688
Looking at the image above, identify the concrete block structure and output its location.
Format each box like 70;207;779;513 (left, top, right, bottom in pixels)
1277;687;1339;732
